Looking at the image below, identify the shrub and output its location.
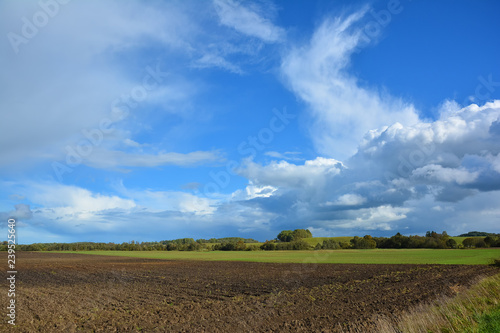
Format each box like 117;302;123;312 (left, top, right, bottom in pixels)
275;240;310;250
260;241;276;251
290;239;311;250
339;241;351;249
186;242;201;251
319;239;341;250
213;241;247;251
245;245;260;251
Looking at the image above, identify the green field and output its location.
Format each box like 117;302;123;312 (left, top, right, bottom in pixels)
303;237;354;246
451;236;483;245
55;248;500;265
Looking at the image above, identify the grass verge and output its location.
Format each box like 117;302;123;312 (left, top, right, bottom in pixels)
377;271;500;332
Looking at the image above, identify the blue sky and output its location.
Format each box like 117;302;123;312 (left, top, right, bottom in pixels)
1;0;500;243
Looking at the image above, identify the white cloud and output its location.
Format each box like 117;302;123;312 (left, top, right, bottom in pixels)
281;9;419;159
314;205;410;231
17;183;137;225
264;151;303;161
354;101;500;178
109;180;217;216
123;139;141;148
29;183;136;213
232;183;277;200
213;0;285;43
344;205;410;230
136;191;216;216
21;182;278;241
2;181;225;240
192;53;244;74
238;157;344;189
411;164;478;185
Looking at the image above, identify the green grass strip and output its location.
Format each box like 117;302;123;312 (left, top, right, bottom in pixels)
45;248;500;265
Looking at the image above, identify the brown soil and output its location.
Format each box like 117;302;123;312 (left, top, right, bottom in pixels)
1;252;497;332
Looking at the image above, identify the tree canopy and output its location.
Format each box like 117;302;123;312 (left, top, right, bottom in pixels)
276;229;312;242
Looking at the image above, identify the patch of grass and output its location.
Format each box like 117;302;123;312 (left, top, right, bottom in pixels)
377;272;500;332
48;248;500;265
477;306;500;333
451;236;485;246
303;237;353;246
244;242;263;247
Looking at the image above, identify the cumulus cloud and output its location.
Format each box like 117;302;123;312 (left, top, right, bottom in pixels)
329;205;411;231
352;101;500;186
239;157;344;189
281;9;419;159
0;183;138;236
411;165;479;185
231;101;500;235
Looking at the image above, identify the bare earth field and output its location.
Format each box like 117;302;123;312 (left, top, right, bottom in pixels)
2;252;498;332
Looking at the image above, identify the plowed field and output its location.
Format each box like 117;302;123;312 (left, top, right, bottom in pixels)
2;252;497;332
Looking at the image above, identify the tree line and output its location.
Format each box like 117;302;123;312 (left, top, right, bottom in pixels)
1;230;498;252
0;237;259;252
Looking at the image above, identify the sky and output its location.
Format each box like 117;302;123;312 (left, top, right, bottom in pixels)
1;0;500;244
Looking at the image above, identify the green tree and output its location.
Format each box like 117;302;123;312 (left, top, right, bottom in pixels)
475;239;487;248
446;238;458;249
484;236;498;247
277;230;294;242
292;229;312;240
350;235;377;249
277;229;312;242
463;238;476;248
234;240;247;251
